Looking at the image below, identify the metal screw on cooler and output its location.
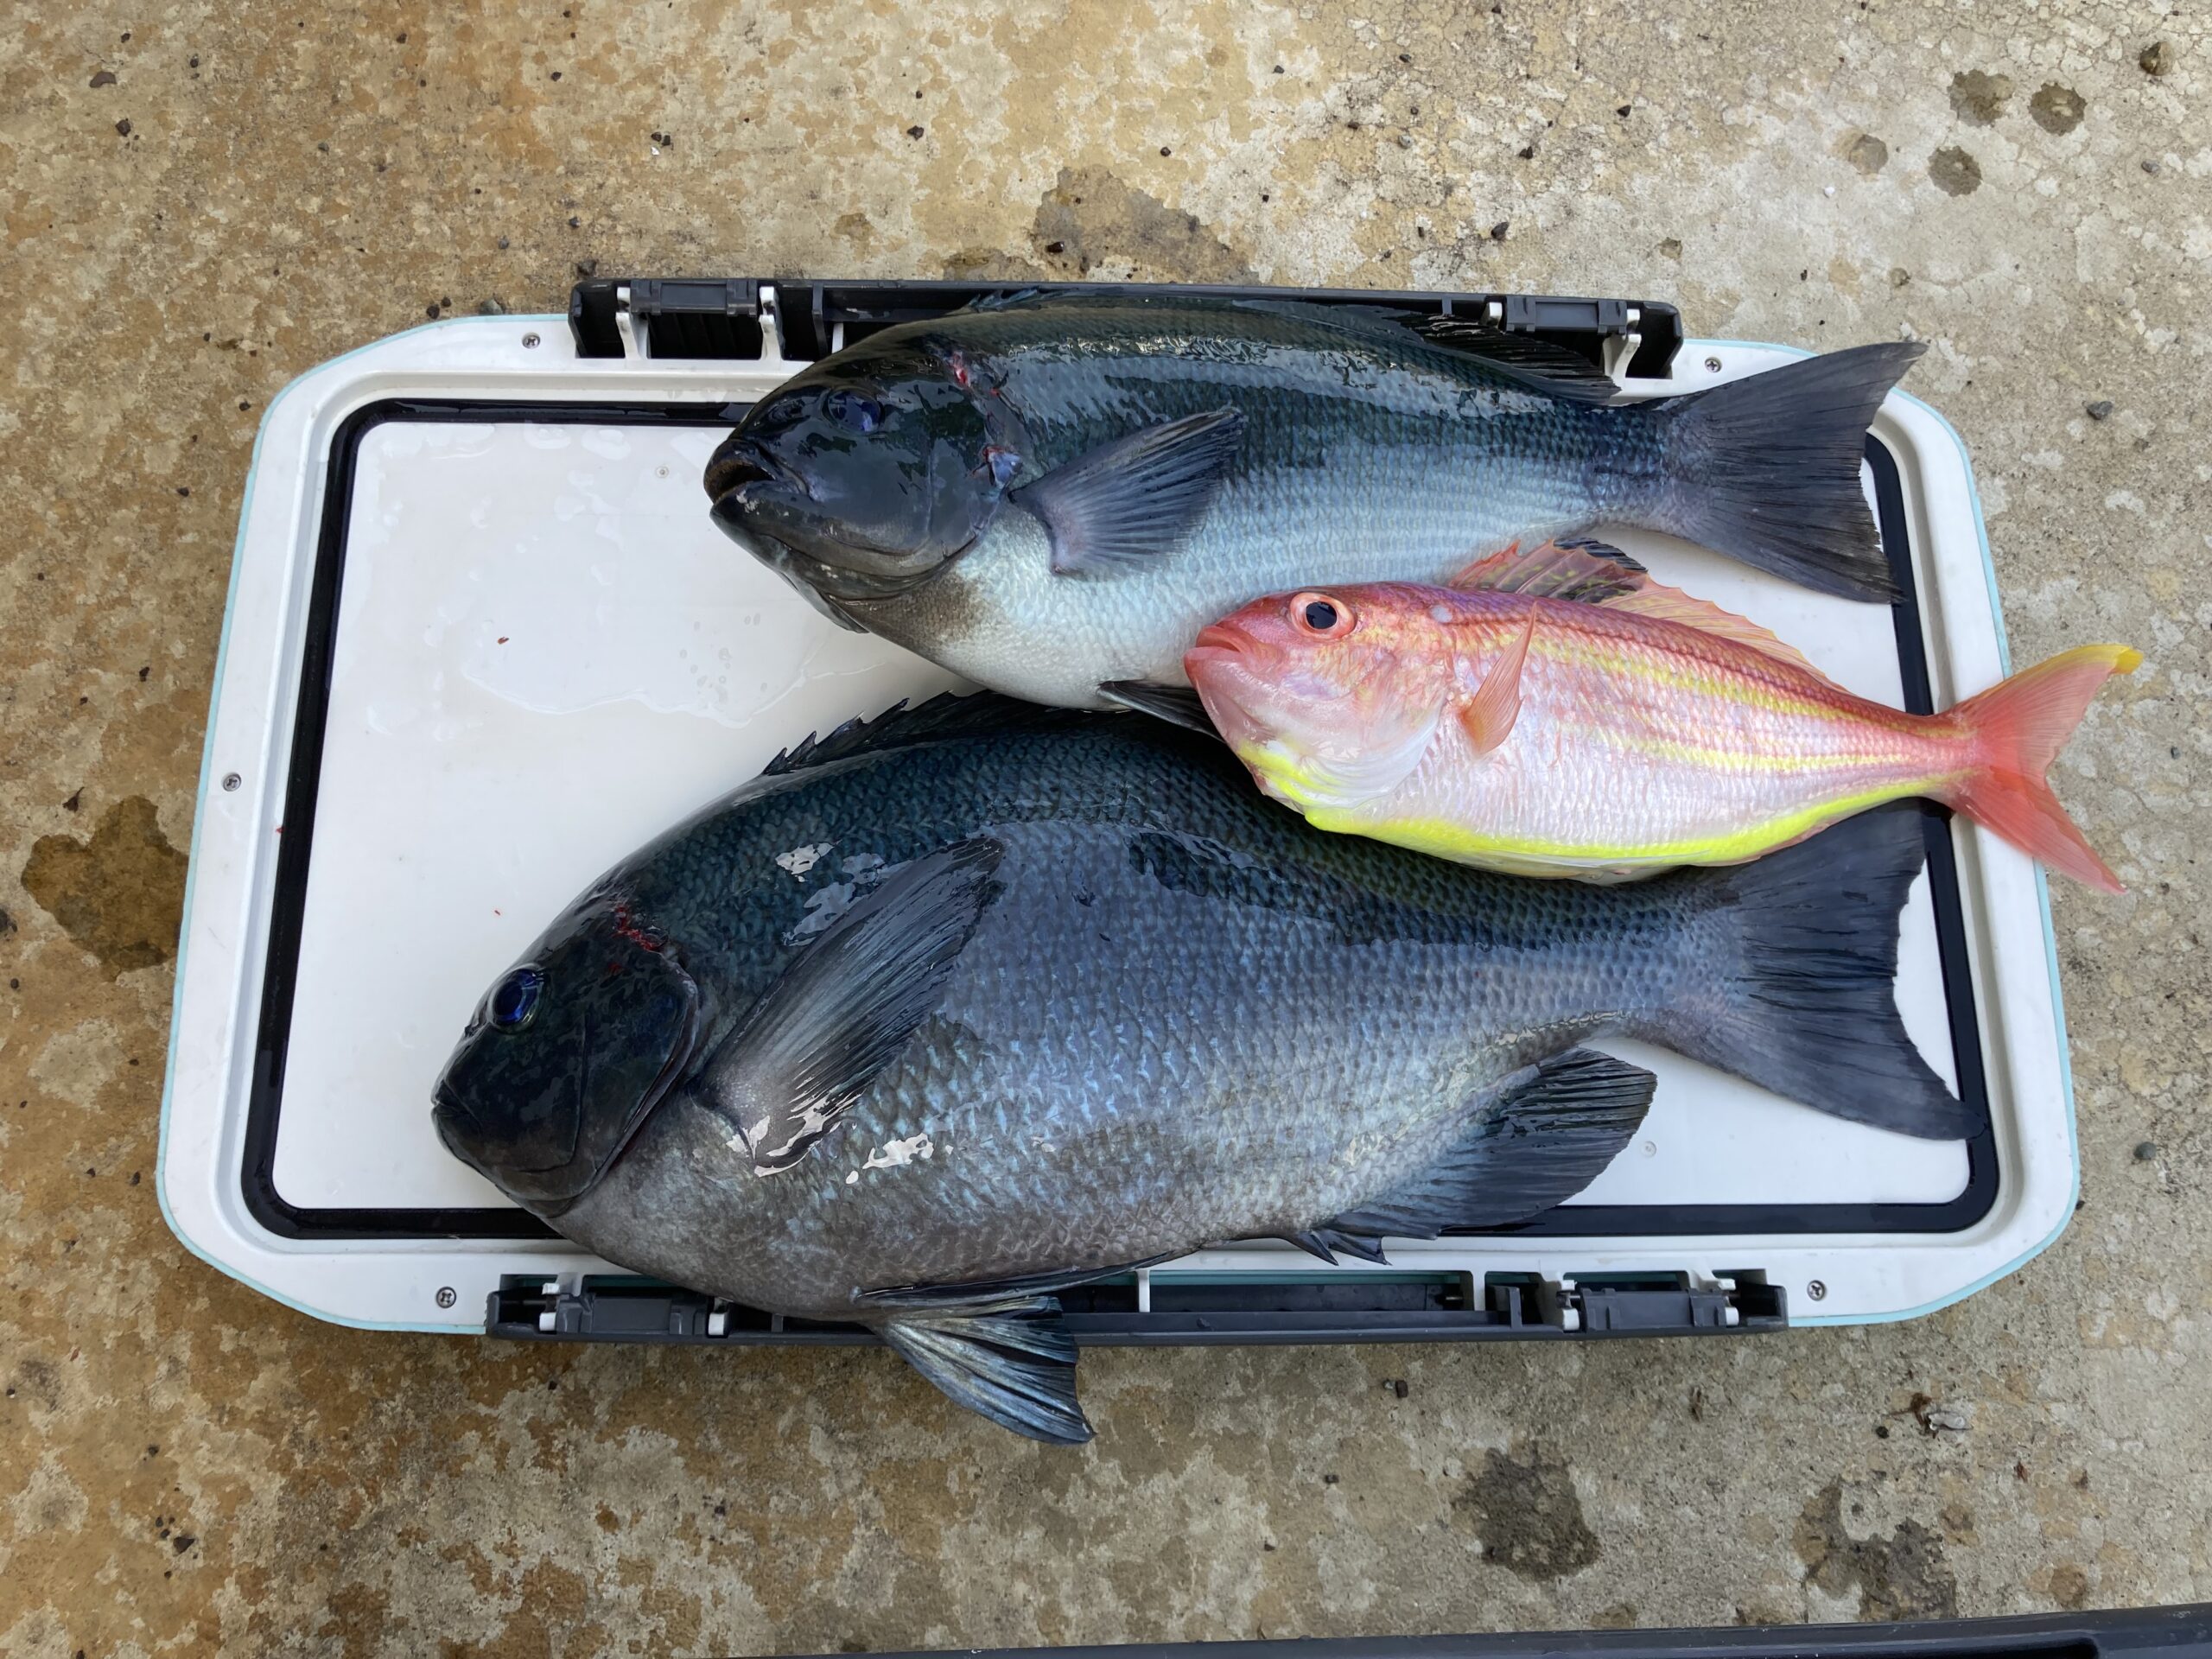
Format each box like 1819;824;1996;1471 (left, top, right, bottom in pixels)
1704;355;1723;372
1806;1280;1827;1301
435;1286;457;1309
221;772;242;791
522;332;541;349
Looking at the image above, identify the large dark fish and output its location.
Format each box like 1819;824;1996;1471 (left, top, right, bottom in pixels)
433;696;1973;1444
703;292;1923;710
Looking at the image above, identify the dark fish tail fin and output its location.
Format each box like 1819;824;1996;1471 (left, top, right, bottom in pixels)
1639;340;1924;602
1637;804;1980;1139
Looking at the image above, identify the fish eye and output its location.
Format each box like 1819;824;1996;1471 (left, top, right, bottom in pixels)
488;966;544;1032
823;389;883;433
1292;593;1352;638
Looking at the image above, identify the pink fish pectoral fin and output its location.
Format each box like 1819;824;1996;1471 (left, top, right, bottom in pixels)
1457;612;1535;754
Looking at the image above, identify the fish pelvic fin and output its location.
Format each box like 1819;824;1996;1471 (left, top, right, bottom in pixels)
1637;340;1924;601
879;1296;1092;1446
1637;803;1979;1138
1306;1048;1656;1250
1937;644;2139;893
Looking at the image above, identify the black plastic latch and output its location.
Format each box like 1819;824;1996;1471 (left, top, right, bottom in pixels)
566;278;765;359
1560;1273;1787;1333
1499;294;1632;338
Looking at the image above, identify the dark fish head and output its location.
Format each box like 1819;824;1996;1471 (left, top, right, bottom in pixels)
433;894;702;1214
705;336;1024;607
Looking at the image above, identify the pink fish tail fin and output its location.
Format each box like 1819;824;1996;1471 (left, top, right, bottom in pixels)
1936;644;2140;894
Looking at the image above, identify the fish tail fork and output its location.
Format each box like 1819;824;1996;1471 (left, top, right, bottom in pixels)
1935;644;2141;894
1634;804;1980;1139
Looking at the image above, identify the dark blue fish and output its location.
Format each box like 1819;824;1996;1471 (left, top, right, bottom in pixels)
703;293;1922;709
433;696;1970;1443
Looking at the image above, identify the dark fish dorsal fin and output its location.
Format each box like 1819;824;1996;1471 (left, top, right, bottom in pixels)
760;691;1090;776
1414;316;1624;403
1227;298;1623;404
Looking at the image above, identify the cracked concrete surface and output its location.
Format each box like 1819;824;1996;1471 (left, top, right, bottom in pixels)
3;1;2208;1652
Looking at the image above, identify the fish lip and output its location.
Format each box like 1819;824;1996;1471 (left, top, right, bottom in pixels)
702;436;791;505
1185;624;1249;667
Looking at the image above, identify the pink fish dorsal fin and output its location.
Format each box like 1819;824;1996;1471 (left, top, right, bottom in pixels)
1458;611;1535;754
1446;537;1649;603
1599;584;1841;685
1449;537;1841;687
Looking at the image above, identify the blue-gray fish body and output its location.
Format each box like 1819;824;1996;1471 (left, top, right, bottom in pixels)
434;697;1969;1441
705;295;1922;708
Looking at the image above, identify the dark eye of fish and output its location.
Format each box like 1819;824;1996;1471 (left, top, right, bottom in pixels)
823;389;882;433
1294;594;1351;636
489;966;545;1031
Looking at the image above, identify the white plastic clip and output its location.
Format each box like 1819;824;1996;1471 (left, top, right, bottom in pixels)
613;285;645;360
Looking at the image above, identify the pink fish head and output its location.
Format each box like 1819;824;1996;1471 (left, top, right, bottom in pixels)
1185;585;1453;813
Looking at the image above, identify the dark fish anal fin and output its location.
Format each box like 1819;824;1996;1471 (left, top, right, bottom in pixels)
1012;407;1247;576
1097;680;1221;737
1317;1048;1656;1244
879;1296;1093;1446
696;836;1003;1174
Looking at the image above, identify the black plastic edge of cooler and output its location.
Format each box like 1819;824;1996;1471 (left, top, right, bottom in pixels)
566;275;1683;378
484;1268;1788;1348
242;386;1996;1252
784;1603;2212;1659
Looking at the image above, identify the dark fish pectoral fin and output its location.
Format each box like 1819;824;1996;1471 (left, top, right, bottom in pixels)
1096;680;1220;737
880;1297;1092;1446
1316;1048;1656;1246
696;836;1003;1175
1011;407;1246;576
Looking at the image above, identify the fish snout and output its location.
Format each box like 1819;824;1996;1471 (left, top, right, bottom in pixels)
1186;622;1255;669
702;436;782;504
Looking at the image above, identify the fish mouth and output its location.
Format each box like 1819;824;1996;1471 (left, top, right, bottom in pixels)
1185;623;1250;669
702;435;790;505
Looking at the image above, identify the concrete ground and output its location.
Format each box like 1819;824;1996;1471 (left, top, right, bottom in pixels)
3;2;2207;1653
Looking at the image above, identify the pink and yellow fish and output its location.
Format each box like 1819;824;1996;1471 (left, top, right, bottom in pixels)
1185;540;2138;891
